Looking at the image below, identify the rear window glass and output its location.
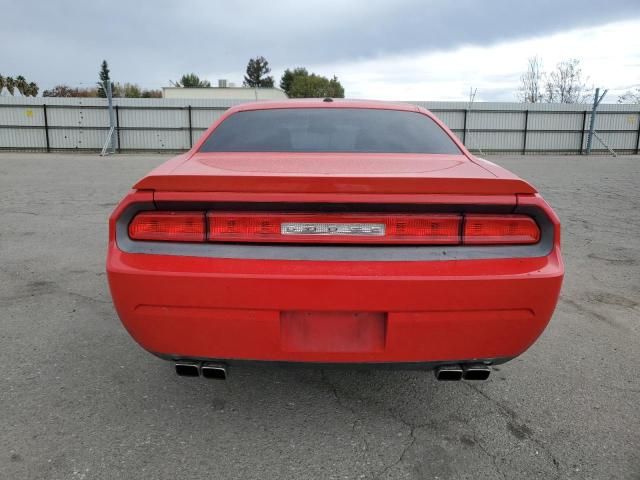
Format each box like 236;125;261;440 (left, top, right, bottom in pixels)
199;108;461;154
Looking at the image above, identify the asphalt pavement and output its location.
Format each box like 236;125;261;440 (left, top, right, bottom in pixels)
1;152;639;479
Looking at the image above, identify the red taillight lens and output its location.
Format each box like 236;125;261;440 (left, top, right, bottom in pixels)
126;211;540;246
463;214;540;245
207;212;462;244
128;211;205;242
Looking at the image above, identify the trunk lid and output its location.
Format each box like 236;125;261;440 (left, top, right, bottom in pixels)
134;152;536;195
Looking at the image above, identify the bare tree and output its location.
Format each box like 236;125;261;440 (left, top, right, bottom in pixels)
618;87;640;104
544;59;590;103
518;56;544;103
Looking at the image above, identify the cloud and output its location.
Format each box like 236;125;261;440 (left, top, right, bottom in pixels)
297;19;640;101
1;0;639;98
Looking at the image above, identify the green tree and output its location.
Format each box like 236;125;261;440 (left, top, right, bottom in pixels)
124;83;141;97
279;67;308;96
43;84;98;97
97;60;112;97
243;56;275;87
25;82;39;97
141;89;162;98
113;82;143;98
5;76;15;95
171;73;211;88
15;75;28;95
0;75;38;96
289;73;345;98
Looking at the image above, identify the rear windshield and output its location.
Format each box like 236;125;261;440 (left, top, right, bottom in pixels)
199;108;461;154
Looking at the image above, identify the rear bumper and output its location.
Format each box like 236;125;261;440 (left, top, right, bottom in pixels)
107;246;563;364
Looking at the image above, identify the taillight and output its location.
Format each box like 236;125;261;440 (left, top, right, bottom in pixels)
463;214;540;245
207;212;461;244
128;211;205;242
126;211;540;246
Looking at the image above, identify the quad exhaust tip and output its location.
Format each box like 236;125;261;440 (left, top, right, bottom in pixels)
174;361;228;380
435;364;491;381
435;365;463;381
201;363;227;380
462;364;491;381
175;361;200;377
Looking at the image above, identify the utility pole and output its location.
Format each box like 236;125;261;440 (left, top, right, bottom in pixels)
586;88;607;155
467;87;481;154
107;80;116;152
467;87;477;109
100;80;116;156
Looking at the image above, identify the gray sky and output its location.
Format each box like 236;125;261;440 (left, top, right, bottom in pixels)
2;0;639;100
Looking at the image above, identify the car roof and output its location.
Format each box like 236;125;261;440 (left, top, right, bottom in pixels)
230;98;420;113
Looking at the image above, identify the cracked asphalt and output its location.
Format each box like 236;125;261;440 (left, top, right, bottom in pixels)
1;152;639;479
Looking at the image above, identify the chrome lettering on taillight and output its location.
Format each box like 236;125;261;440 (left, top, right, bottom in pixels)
281;223;386;236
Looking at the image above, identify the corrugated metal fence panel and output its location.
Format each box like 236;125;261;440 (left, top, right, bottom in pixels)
528;112;585;131
191;128;210;146
467;131;524;151
429;110;465;130
118;107;187;129
190;108;227;129
595;112;640;131
468;111;526;131
1;97;639;153
527;131;582;151
0;127;47;149
0;102;49;149
0;105;46;126
49;128;106;150
591;131;638;150
120;129;191;150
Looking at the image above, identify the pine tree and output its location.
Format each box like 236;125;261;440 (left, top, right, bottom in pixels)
243;56;275;88
97;60;111;98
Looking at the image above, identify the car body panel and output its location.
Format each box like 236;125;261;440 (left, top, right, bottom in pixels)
106;100;564;368
133;152;536;195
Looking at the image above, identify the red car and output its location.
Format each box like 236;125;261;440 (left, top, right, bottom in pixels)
107;99;563;381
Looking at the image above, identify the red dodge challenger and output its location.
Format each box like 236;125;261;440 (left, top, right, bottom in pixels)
107;99;563;381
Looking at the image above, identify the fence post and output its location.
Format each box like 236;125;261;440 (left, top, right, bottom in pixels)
636;112;640;155
522;110;529;155
579;110;587;155
187;105;193;148
106;81;116;153
462;109;468;146
43;104;50;152
586;88;607;155
115;105;121;152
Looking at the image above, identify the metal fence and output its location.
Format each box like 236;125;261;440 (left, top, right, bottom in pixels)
1;97;639;154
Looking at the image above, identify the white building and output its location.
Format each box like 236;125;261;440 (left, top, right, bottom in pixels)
163;80;287;100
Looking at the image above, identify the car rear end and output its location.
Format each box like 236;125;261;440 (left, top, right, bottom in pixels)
106;101;564;380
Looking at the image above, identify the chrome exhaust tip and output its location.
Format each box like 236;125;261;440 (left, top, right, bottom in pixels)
462;364;491;381
201;362;227;380
175;361;200;377
435;365;463;381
